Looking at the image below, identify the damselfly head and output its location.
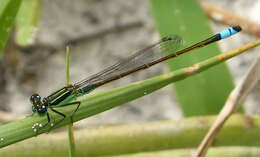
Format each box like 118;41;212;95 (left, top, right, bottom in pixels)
30;94;47;114
30;94;41;105
30;94;43;112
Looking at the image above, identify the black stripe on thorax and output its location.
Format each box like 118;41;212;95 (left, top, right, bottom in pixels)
50;90;72;106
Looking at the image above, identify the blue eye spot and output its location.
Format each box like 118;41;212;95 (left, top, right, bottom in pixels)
42;105;46;109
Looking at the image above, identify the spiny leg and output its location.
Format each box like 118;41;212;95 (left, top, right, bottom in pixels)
49;107;66;130
52;101;81;123
36;112;50;135
43;112;51;128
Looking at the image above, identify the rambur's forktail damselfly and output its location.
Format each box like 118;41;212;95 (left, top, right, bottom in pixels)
30;26;241;131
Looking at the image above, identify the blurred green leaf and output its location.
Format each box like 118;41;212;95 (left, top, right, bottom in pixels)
15;0;40;46
0;0;22;53
149;0;242;116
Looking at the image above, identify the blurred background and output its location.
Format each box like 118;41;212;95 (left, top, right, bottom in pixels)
0;0;259;129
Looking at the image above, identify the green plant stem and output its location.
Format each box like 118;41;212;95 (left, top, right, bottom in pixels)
0;39;259;148
66;46;76;157
0;115;260;157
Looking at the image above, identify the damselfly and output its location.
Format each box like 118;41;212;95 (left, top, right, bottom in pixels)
30;26;241;131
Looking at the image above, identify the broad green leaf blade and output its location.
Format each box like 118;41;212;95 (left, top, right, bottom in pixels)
0;0;22;53
0;39;257;148
149;0;242;116
15;0;40;46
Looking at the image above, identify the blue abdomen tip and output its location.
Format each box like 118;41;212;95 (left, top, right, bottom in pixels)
220;26;241;39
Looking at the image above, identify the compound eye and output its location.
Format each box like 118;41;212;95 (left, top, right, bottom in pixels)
30;93;41;104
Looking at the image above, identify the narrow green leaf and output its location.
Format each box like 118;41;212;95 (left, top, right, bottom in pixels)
0;0;22;53
149;0;242;116
15;0;40;46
